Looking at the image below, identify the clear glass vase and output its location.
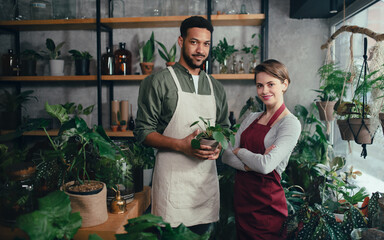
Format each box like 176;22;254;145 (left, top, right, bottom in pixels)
219;59;228;74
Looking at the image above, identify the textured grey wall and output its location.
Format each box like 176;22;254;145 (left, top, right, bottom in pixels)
0;0;328;128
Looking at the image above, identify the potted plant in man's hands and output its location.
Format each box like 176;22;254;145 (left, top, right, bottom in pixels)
212;37;238;74
68;49;93;75
20;49;43;76
41;38;65;76
156;41;177;67
139;31;155;75
190;117;238;150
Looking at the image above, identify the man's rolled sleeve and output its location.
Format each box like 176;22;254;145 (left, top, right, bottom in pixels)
134;75;161;143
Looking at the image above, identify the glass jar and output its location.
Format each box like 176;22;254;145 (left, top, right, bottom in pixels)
101;47;114;75
52;0;76;19
114;43;132;75
77;0;96;19
30;0;52;20
112;0;125;18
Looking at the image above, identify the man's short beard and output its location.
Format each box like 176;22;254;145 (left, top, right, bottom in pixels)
182;44;206;70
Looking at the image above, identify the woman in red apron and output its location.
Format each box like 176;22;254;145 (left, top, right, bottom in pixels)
222;59;301;240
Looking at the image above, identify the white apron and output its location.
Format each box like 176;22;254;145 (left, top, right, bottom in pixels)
151;66;220;227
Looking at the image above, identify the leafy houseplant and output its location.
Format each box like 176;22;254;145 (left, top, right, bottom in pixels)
118;213;210;239
122;141;155;193
42;38;65;76
61;102;94;127
0;89;37;130
16;190;82;240
190;117;238;150
139;31;155;75
36;102;126;227
241;33;260;73
314;63;351;121
20;49;43;76
212;37;238;74
156;40;177;66
68;49;93;75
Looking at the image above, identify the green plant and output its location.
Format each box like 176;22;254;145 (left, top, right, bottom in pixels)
20;49;43;61
124;141;155;169
68;49;93;60
284;104;329;205
239;96;264;119
60;102;95;115
241;33;260;60
314;63;351;102
156;41;177;63
16;190;82;240
212;37;238;65
190;117;238;150
0;89;37;112
116;213;210;239
139;31;155;63
42;38;65;60
37;102;125;188
284;192;382;240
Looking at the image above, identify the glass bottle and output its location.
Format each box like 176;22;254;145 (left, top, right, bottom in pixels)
2;49;17;76
114;43;132;75
30;0;53;20
238;59;245;74
101;47;114;75
112;0;125;18
230;57;237;74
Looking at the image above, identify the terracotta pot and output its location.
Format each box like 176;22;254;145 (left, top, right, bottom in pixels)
336;119;354;141
140;62;154;75
166;62;175;67
316;101;336;121
348;118;373;144
111;125;118;132
120;125;127;132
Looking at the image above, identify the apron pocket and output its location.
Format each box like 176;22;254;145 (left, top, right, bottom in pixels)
169;169;218;209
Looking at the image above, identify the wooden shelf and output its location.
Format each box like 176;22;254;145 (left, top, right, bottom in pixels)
101;14;265;29
1;129;134;138
102;75;147;81
0;75;97;82
212;73;254;80
0;14;264;31
0;19;96;31
0;74;254;82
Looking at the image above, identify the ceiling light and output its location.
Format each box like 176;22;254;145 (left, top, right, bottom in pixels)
330;0;338;13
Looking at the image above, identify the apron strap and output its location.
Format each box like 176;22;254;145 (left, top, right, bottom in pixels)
167;66;214;96
167;66;182;91
267;103;286;127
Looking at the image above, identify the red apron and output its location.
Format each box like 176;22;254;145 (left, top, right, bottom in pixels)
234;103;287;240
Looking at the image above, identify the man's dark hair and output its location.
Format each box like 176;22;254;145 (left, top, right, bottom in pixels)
180;16;214;38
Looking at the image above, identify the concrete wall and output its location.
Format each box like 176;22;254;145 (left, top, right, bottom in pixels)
0;0;328;128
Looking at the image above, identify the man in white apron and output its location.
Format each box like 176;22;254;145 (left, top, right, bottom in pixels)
134;16;230;235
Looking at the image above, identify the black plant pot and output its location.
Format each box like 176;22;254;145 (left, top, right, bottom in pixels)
21;59;37;76
74;59;90;75
133;166;144;193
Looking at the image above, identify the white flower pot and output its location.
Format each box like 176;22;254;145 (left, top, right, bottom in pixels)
49;59;64;76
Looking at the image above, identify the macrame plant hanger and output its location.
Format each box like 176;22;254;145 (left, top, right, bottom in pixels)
346;37;375;159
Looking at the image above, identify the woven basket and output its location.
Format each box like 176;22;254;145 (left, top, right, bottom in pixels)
63;180;108;227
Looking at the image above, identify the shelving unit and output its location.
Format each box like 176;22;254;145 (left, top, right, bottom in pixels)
0;0;268;138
